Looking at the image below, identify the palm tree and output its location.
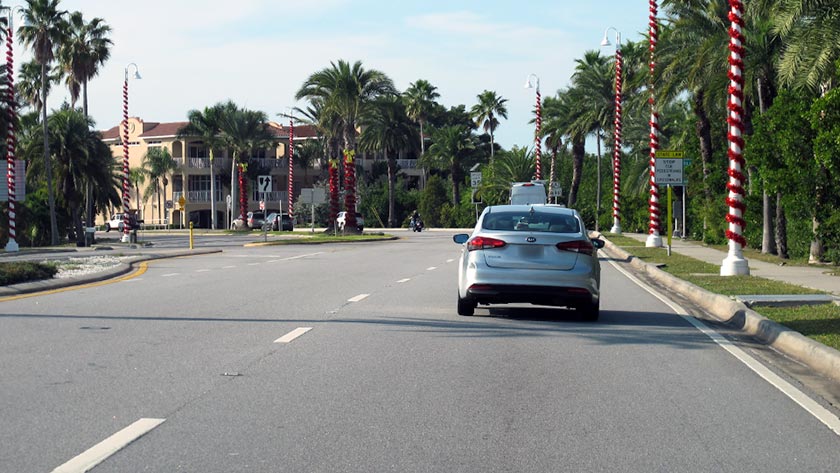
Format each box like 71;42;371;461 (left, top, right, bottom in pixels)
57;11;112;230
480;146;537;204
57;11;111;117
297;60;396;232
129;166;146;219
218;106;276;223
360;95;418;226
178;102;232;229
469;90;507;160
403;79;440;156
422;125;475;205
19;0;68;245
16;59;58;115
142;147;178;224
774;0;840;93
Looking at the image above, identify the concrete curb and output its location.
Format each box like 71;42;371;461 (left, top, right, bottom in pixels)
600;237;840;385
0;249;221;297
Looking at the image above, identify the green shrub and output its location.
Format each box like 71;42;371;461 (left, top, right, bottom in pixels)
0;261;58;285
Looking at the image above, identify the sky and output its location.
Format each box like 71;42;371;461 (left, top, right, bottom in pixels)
35;0;654;149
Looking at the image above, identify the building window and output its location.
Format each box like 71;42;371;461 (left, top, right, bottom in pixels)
188;142;208;158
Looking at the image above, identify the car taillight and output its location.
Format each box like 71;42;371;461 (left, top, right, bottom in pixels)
467;236;507;251
556;240;594;256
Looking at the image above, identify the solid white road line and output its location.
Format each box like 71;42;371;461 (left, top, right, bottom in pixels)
397;278;411;283
51;418;165;473
274;327;313;343
348;294;369;303
268;259;281;263
426;267;437;271
282;252;324;260
608;259;840;437
161;273;179;277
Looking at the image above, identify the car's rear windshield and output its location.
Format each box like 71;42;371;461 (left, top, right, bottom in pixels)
482;210;580;233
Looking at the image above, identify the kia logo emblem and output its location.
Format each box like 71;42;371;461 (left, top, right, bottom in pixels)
526;237;536;242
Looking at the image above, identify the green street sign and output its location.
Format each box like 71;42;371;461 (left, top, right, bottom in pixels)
656;150;685;158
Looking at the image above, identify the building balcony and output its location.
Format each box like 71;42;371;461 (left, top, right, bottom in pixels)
173;157;234;170
172;191;224;203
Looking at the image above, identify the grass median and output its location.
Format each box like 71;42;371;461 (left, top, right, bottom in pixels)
604;233;840;352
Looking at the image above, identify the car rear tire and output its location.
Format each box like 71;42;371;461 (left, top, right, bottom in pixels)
579;301;600;321
457;293;476;316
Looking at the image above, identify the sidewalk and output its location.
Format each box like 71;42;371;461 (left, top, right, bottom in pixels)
618;233;839;296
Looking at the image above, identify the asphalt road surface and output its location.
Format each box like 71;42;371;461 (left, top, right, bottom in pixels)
2;231;839;472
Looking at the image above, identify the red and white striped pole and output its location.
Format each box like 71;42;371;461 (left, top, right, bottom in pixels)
121;73;131;242
534;81;541;181
288;119;294;219
646;0;662;247
721;0;750;275
601;27;623;235
4;9;18;252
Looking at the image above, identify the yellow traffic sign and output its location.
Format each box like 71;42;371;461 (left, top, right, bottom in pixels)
178;195;186;207
656;150;685;158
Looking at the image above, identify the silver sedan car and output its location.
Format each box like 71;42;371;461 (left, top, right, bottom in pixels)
453;205;604;319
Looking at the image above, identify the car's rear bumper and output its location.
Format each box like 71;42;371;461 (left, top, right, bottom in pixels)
466;284;597;307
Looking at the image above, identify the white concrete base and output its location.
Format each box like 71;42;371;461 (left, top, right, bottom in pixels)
610;219;622;235
121;233;131;243
645;234;663;248
721;253;750;276
4;240;19;252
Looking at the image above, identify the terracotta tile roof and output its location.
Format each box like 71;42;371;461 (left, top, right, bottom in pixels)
139;121;189;138
99;120;320;142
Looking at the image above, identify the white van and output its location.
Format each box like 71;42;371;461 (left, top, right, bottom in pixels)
510;182;547;205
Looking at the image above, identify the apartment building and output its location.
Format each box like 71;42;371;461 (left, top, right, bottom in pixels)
99;117;320;228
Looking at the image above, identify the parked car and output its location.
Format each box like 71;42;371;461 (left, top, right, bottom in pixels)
452;204;604;319
336;211;364;232
246;211;266;230
265;212;294;231
105;213;139;232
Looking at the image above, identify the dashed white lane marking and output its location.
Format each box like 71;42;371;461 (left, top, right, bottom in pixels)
268;259;281;263
51;418;165;473
348;294;369;303
121;279;142;283
196;269;210;272
426;266;437;271
274;327;313;343
283;252;324;260
608;259;840;437
446;259;454;263
162;273;179;277
222;266;235;269
248;263;260;266
397;278;411;283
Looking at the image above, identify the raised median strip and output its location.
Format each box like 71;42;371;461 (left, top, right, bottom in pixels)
599;237;840;386
735;294;840;308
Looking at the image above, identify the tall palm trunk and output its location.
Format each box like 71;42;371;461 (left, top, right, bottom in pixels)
761;189;776;254
567;137;585;207
451;162;462;205
596;127;602;232
692;91;713;235
775;192;788;259
42;59;58;245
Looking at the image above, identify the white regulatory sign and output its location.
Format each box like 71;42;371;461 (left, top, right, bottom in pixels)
655;158;684;185
470;171;482;188
257;175;272;193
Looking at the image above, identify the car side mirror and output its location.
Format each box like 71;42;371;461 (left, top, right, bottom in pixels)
591;238;605;249
453;234;469;244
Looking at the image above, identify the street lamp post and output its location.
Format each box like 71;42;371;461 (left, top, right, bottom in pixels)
121;63;141;243
601;27;623;235
524;74;541;181
646;1;663;248
721;0;750;275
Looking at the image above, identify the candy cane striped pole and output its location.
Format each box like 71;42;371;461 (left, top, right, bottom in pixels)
4;10;18;252
721;0;750;275
610;42;623;234
534;81;542;181
646;0;662;247
288;119;294;219
121;74;131;243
